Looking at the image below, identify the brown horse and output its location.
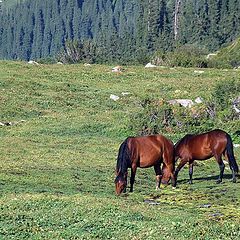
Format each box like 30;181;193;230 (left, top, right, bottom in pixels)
115;135;176;195
174;129;239;186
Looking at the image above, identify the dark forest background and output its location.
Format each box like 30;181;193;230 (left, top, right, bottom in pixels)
0;0;240;64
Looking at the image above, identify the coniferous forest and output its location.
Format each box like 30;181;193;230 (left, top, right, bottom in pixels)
0;0;240;63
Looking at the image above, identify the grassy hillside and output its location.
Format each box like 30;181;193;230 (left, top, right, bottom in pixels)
208;38;240;68
0;61;240;239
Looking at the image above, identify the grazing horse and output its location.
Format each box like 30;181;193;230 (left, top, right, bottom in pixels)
174;129;239;186
115;135;176;195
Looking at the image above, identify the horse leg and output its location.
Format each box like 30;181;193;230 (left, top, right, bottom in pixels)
174;159;189;186
123;171;128;193
215;155;225;184
130;164;137;192
189;161;194;184
154;164;162;190
224;152;236;183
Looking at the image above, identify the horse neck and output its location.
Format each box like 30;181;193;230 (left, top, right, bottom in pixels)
116;138;131;175
175;135;192;154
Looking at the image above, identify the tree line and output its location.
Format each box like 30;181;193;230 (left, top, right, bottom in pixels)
0;0;240;63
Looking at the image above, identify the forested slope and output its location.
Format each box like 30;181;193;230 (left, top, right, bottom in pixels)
0;0;240;61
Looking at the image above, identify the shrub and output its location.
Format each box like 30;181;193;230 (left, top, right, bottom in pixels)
57;40;96;64
211;79;240;112
129;79;240;139
151;44;208;68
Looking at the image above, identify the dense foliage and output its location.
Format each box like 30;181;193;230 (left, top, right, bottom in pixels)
130;79;240;142
0;0;240;63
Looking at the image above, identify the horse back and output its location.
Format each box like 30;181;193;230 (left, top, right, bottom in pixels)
176;129;228;160
128;135;174;168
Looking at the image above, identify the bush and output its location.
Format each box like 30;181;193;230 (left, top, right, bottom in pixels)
129;79;240;139
211;79;240;112
129;98;214;136
151;44;208;68
57;40;96;64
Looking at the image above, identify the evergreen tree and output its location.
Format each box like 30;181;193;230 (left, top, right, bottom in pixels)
0;0;240;62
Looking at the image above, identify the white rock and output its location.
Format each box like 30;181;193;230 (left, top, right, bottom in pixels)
110;94;120;101
195;97;203;104
168;99;194;108
121;92;130;96
112;66;122;72
206;53;217;59
28;60;39;65
194;70;204;74
145;63;156;68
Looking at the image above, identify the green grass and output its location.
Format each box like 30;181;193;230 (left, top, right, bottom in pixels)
0;61;240;239
208;38;240;68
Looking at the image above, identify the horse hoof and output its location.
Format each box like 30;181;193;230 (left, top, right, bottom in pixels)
188;181;193;185
172;187;176;190
216;180;222;184
232;179;237;183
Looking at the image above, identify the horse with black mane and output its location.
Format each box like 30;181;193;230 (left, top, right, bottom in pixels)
174;129;239;186
115;134;176;195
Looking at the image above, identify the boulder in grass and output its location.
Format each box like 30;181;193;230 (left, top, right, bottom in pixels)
110;94;120;101
112;66;122;72
28;60;39;65
195;97;203;104
194;70;204;74
145;63;156;68
168;99;194;108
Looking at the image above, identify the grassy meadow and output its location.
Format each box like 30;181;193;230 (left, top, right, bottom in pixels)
0;61;240;239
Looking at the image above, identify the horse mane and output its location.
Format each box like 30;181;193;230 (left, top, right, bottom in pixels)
175;134;194;149
116;137;131;177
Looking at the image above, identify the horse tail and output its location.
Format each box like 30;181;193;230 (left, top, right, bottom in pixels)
226;134;239;173
116;138;131;175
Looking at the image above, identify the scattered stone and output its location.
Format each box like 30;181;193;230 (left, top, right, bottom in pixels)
57;62;63;65
110;94;120;101
145;63;156;68
121;92;130;96
168;99;194;108
195;97;203;104
28;60;39;65
232;96;240;113
144;199;160;205
200;204;211;208
209;212;223;217
84;63;91;67
0;120;26;126
112;66;122;72
206;53;218;59
234;144;240;148
194;70;204;74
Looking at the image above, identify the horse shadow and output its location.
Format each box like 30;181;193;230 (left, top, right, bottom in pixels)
177;173;234;184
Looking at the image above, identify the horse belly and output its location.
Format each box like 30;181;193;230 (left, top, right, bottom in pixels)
139;154;160;168
192;149;213;160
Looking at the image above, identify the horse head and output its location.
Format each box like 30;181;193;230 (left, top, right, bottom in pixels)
161;165;171;185
115;171;127;195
